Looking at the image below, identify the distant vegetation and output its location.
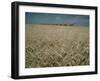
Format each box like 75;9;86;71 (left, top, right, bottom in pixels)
38;23;75;26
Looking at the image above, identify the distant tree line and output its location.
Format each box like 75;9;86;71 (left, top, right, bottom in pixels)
39;23;75;26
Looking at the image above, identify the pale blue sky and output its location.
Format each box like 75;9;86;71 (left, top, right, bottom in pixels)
25;12;89;26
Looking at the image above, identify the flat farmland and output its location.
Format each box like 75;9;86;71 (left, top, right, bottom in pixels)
25;24;89;68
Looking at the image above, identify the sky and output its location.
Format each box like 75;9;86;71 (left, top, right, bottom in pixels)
25;12;89;26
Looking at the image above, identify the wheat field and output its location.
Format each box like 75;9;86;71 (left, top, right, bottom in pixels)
25;24;89;68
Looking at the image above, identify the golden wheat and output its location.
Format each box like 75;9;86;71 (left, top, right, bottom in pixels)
25;24;89;68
